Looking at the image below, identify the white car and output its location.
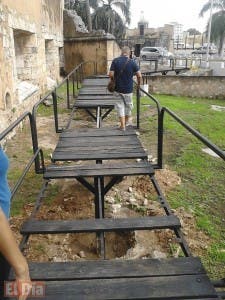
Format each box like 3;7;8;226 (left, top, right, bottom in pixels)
140;47;174;60
140;47;164;60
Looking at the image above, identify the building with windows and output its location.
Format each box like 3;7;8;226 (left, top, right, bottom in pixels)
0;0;64;131
125;13;174;56
170;22;184;48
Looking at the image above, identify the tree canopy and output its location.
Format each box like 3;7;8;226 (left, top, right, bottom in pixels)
65;0;131;40
187;28;201;35
200;0;225;55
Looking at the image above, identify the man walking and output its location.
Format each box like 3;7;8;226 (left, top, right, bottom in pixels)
109;46;142;130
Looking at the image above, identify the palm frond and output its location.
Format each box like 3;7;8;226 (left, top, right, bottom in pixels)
200;0;225;17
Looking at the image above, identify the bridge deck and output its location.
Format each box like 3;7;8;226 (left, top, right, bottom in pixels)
5;75;219;299
6;258;218;299
51;126;148;162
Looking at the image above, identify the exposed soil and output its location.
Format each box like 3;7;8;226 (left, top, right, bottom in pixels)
6;109;211;263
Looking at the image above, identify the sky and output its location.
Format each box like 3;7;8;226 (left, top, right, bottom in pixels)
129;0;210;32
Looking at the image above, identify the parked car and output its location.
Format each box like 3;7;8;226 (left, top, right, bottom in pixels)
140;47;164;60
140;47;174;60
192;46;217;55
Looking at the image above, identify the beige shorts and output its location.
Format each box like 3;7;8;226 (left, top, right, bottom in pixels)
114;93;133;117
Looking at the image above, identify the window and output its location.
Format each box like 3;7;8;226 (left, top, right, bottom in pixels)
13;29;37;82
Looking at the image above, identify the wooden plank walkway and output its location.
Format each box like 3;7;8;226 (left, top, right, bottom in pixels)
5;258;218;299
44;161;154;178
13;75;220;299
73;76;122;121
51;127;148;162
21;215;181;234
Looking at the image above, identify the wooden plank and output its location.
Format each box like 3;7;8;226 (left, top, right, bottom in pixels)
60;126;137;133
79;90;111;95
44;162;154;178
53;149;146;155
57;136;142;145
44;166;152;178
75;99;116;103
74;99;117;106
52;150;147;161
54;142;144;152
75;99;117;106
55;142;142;150
24;275;218;299
55;145;143;152
57;141;142;148
59;135;139;142
82;79;109;86
77;95;118;100
75;102;115;108
60;128;137;137
79;87;108;92
9;257;207;280
20;215;181;234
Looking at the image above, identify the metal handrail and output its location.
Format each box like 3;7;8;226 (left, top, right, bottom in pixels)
135;85;225;169
135;82;161;130
0;112;33;141
0;112;45;199
11;148;45;199
158;107;225;168
31;61;96;171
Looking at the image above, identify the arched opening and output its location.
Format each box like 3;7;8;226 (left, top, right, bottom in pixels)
5;92;11;109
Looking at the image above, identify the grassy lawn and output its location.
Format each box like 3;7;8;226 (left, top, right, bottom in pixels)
137;94;225;278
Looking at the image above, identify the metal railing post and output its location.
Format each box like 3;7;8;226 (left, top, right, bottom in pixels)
52;89;60;133
66;77;70;109
157;109;164;169
72;73;75;98
136;86;140;130
30;113;41;173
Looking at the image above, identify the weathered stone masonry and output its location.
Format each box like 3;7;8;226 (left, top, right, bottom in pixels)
0;0;64;132
146;76;225;100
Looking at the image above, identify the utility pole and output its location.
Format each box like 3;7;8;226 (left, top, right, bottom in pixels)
206;0;214;66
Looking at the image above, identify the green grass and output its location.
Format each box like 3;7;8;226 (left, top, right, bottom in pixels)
37;81;78;118
135;93;225;278
9;169;60;216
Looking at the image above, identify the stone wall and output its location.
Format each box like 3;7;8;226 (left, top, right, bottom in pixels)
0;0;64;132
145;76;225;100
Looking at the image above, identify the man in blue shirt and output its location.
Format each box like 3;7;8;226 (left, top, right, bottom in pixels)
109;46;142;130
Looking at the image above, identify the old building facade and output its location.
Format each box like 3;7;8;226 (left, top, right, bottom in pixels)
0;0;64;131
125;15;174;56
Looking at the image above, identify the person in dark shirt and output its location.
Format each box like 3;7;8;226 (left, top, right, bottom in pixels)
109;46;142;130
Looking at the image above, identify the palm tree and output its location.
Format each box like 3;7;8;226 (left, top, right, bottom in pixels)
200;0;225;56
210;10;225;55
91;0;131;39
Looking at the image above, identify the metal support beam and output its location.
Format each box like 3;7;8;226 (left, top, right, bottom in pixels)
104;176;123;195
85;109;97;121
150;174;192;257
102;108;114;120
76;177;95;194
